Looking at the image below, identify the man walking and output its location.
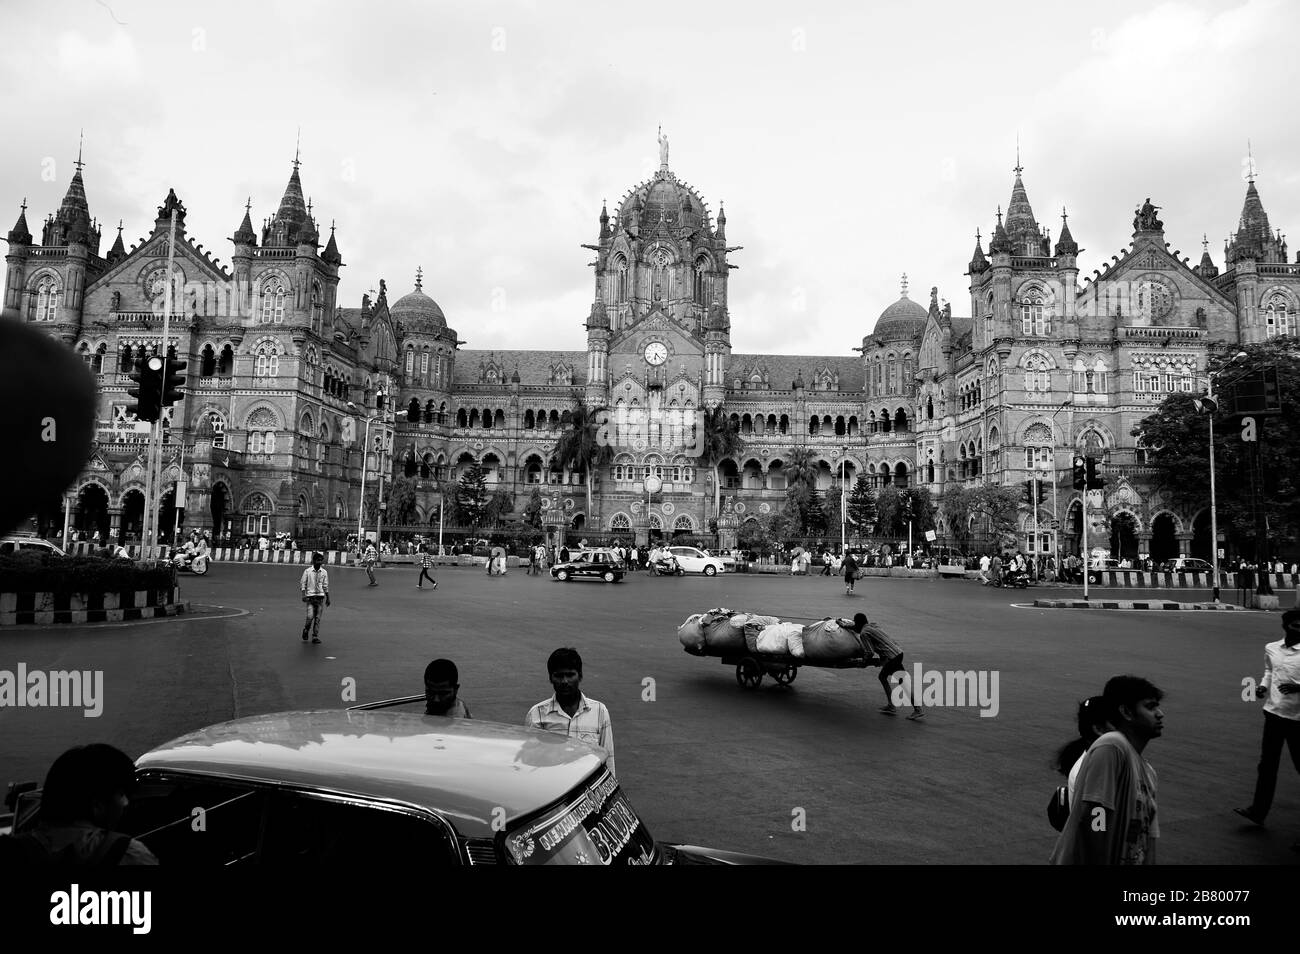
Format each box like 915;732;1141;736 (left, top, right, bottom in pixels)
300;552;330;644
525;647;615;776
848;613;922;719
1235;608;1300;833
1050;675;1164;865
417;544;437;589
843;550;859;595
362;538;378;586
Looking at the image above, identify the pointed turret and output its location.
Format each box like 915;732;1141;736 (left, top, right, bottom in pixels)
1055;207;1079;257
265;156;309;246
7;199;32;246
321;221;341;265
599;199;610;241
106;220;125;265
989;208;1012;255
1004;157;1045;255
967;228;988;273
233;198;257;245
59;162;91;236
1226;178;1282;264
1195;234;1219;279
586;300;609;329
716;201;726;240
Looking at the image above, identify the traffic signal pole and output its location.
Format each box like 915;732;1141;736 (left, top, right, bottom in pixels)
148;210;178;552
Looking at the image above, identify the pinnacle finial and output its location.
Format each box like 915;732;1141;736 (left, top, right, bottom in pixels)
901;272;909;298
996;205;1003;226
245;196;251;213
1202;233;1209;252
116;219;122;233
415;266;423;291
1013;134;1022;176
1246;139;1256;182
330;219;336;235
20;197;27;214
1061;206;1068;223
975;227;981;241
75;130;84;171
307;197;313;216
294;128;301;169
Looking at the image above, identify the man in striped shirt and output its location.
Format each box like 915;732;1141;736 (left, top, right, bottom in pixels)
849;613;923;720
525;647;615;777
417;545;437;589
299;552;330;643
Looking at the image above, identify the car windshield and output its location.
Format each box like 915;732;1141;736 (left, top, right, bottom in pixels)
504;769;659;865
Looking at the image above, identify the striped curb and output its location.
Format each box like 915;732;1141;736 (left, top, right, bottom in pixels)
1032;599;1247;611
1;588;190;626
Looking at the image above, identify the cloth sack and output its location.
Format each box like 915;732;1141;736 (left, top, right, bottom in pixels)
700;607;746;653
801;618;864;662
756;621;805;655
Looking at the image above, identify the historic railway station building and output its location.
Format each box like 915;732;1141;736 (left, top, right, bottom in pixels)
3;140;1296;558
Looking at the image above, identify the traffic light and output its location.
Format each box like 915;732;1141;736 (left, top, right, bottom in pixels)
161;358;186;407
1262;364;1280;413
901;492;914;520
126;355;164;423
1085;456;1105;490
1072;456;1087;490
1023;479;1034;503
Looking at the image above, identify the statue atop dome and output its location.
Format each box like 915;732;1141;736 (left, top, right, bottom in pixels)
658;126;669;172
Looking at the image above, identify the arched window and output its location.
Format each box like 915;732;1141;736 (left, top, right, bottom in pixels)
693;257;709;305
206;411;227;449
35;277;59;322
200;345;216;377
1022;353;1052;392
1265;293;1292;338
246;407;278;455
1019;290;1047;336
421;350;430;379
408;397;420;422
926;396;934;420
261;280;286;323
310;282;323;332
610;513;632;531
254;342;279;377
242;493;274;535
218;345;234;376
893;462;909;489
1023;422;1054;469
405;349;415;375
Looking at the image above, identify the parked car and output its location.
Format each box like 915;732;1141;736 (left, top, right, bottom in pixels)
550;549;625;583
3;706;787;865
0;536;66;557
1086;558;1123;585
666;546;727;576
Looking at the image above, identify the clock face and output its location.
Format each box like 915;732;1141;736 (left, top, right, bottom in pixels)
1137;279;1174;323
644;342;668;366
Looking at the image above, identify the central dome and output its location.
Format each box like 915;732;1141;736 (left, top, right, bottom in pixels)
616;171;709;232
390;285;446;332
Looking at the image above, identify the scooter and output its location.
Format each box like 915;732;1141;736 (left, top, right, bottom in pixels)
173;551;210;575
650;555;685;577
998;567;1029;589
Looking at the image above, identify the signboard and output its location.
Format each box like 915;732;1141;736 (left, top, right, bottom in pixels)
924;530;937;542
1225;366;1281;416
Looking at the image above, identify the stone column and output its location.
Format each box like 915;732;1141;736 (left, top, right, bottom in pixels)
109;508;123;545
1175;531;1194;557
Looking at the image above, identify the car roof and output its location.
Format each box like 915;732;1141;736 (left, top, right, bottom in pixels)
134;710;605;839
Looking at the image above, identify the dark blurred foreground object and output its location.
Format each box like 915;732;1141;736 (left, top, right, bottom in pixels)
0;321;96;536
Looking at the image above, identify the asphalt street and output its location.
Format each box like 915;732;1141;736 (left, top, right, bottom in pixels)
2;562;1296;865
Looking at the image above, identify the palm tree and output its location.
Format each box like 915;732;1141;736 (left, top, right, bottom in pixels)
783;445;818;490
553;401;614;527
699;405;743;526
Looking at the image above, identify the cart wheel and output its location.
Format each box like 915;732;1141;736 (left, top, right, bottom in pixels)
735;658;763;689
773;665;798;686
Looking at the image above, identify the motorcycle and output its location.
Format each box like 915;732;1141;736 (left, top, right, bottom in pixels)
998;567;1029;589
650;555;685;577
172;550;210;575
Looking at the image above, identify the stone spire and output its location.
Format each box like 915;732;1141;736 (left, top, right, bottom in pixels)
268;156;308;245
233;198;257;245
1196;233;1219;279
1004;158;1043;254
1227;178;1275;263
599;199;610;241
106;220;125;264
967;228;988;273
1054;207;1079;256
7;198;31;245
988;207;1012;255
321;221;341;265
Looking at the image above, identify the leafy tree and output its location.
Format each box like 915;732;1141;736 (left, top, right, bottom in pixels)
940;485;1021;549
823;484;843;541
455;461;490;528
1133;338;1300;557
522;487;544;529
484;487;514;525
698;405;743;526
876;484;937;536
737;516;775;554
846;476;877;538
553;401;614;525
386;476;419;525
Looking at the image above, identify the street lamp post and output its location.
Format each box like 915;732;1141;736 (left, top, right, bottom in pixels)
840;444;848;555
348;394;388;550
1199;352;1248;603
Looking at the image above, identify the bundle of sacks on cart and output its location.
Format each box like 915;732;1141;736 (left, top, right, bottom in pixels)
678;607;866;661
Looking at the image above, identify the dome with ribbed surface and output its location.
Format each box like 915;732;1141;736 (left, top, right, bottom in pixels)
872;292;927;340
391;286;446;332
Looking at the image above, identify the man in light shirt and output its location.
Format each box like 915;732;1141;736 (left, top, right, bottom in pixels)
525;647;615;777
300;551;331;644
1235;608;1300;840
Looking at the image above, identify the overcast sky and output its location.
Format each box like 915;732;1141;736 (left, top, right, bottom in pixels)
2;0;1296;355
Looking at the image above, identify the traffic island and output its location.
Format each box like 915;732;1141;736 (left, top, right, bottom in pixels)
0;555;188;626
1032;599;1247;611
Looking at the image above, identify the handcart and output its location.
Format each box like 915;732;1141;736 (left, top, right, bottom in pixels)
686;645;879;689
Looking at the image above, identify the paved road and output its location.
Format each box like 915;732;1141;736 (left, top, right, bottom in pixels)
1;563;1295;864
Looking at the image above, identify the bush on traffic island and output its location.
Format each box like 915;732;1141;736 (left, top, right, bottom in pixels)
0;552;177;594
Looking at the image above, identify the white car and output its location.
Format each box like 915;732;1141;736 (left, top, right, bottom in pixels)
0;536;66;557
667;546;727;576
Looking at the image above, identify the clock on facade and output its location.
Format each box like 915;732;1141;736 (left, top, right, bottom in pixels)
1136;278;1174;323
644;341;668;366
